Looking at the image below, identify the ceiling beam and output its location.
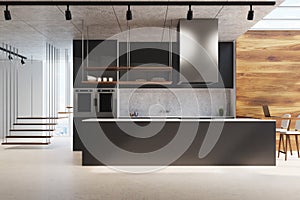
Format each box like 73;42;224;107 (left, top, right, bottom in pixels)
0;1;276;6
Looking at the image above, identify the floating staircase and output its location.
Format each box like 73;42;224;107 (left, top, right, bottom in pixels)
2;106;72;146
2;116;58;146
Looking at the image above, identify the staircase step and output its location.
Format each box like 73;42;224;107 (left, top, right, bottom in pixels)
6;135;53;138
13;123;57;125
17;117;67;119
10;129;55;132
2;142;50;145
58;112;72;114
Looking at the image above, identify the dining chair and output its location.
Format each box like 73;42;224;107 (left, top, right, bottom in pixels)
284;115;300;160
276;114;291;160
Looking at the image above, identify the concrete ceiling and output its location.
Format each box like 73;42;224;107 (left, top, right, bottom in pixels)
0;0;284;60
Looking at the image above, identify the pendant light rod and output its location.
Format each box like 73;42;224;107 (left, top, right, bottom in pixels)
0;46;27;60
0;1;276;6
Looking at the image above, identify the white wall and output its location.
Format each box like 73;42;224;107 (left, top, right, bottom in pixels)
0;60;11;139
0;45;73;139
18;61;44;116
0;60;44;139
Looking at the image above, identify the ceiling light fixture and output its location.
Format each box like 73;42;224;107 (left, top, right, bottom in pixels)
8;54;13;60
187;5;193;20
247;5;254;20
0;46;27;61
65;5;72;20
21;58;25;65
4;5;11;20
126;5;132;20
0;1;275;23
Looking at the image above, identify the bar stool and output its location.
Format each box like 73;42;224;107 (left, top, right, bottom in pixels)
283;115;300;160
276;114;291;160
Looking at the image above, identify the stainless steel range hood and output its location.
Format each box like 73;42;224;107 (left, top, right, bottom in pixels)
179;19;218;84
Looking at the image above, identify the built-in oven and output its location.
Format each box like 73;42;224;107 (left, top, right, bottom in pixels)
95;89;116;118
74;88;116;118
74;88;96;117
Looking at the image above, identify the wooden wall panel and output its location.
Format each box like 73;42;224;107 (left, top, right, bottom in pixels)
236;31;300;152
236;31;300;119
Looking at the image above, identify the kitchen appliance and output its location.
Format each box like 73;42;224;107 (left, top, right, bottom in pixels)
95;89;116;118
179;19;218;84
74;89;95;117
74;88;116;118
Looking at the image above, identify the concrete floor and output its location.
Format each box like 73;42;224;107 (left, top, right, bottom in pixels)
0;137;300;200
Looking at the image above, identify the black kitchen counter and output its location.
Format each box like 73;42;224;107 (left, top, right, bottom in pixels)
74;118;276;166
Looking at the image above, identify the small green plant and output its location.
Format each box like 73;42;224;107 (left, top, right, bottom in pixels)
219;108;224;116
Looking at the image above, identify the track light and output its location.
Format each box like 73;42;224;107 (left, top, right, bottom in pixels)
4;5;11;20
65;5;72;20
0;46;27;60
247;5;254;20
21;58;25;65
126;5;132;21
187;5;193;20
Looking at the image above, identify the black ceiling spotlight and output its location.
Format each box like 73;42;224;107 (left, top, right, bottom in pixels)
21;58;25;65
0;46;27;61
0;1;276;22
126;5;132;21
65;5;72;20
4;5;11;20
8;54;13;60
187;5;193;20
247;5;254;20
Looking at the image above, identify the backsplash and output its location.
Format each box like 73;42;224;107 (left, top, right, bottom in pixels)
118;89;234;117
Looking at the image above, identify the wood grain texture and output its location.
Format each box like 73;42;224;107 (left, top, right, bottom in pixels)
236;31;300;151
236;30;300;119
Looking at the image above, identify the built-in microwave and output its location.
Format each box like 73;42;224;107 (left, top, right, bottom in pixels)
74;88;116;118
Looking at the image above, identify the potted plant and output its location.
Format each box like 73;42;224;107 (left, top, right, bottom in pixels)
219;108;224;116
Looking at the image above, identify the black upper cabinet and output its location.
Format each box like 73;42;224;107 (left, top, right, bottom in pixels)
204;42;234;88
73;40;117;88
218;42;234;88
118;41;233;88
73;40;84;86
119;42;173;67
119;42;176;87
73;40;234;88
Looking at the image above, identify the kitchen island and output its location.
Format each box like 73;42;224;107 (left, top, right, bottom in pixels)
74;118;276;166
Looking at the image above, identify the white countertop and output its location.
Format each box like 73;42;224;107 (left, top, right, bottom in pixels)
82;118;275;122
